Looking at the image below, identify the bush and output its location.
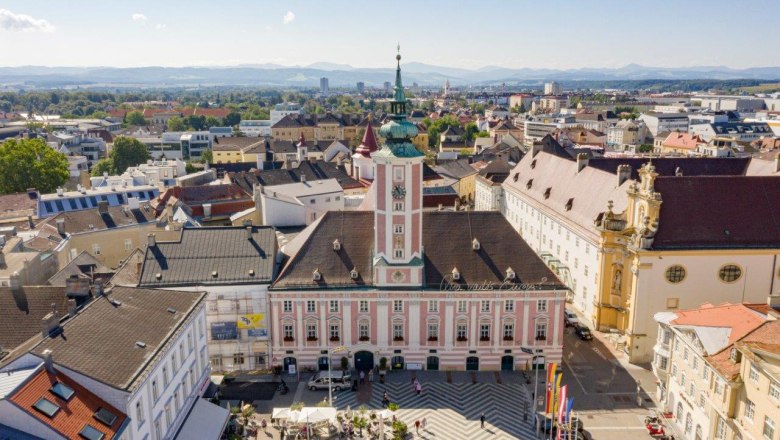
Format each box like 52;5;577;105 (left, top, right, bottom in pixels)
340;356;349;371
379;357;388;370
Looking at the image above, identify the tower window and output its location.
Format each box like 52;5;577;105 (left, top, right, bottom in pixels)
394;225;404;234
394;202;404;211
394;249;404;259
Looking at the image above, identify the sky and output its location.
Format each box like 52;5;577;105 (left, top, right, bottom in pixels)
1;0;779;70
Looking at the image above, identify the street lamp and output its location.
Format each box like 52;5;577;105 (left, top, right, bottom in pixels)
328;345;347;405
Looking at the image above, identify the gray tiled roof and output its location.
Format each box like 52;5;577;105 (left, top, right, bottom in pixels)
0;287;72;350
139;226;278;287
32;286;205;391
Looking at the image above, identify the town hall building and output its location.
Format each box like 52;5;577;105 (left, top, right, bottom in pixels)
268;52;567;373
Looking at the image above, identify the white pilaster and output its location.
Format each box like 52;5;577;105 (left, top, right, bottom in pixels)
493;300;500;350
553;298;561;347
444;301;454;349
522;300;530;347
272;301;281;351
409;299;420;349
296;301;304;351
320;301;327;343
377;300;389;347
470;300;477;349
343;300;352;345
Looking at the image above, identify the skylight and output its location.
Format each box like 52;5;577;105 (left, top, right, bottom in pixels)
79;424;105;440
33;397;60;418
94;407;118;426
50;382;75;401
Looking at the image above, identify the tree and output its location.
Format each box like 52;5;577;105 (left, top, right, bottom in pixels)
110;136;150;173
185;114;206;131
204;116;221;129
223;111;240;127
464;122;480;142
0;138;69;194
125;110;146;126
167;116;186;132
200;149;213;164
90;158;113;177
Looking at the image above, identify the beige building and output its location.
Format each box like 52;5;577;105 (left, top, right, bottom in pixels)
734;322;780;440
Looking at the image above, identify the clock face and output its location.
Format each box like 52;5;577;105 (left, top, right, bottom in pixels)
392;185;406;199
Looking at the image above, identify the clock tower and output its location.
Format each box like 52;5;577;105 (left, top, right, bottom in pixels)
373;49;425;287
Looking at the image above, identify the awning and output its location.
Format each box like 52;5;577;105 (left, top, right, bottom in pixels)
175;399;230;440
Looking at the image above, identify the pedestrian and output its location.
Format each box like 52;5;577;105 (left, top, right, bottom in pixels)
382;391;389;408
415;420;421;434
480;413;485;429
260;418;267;433
360;370;365;384
421;417;426;430
415;381;422;395
368;369;374;383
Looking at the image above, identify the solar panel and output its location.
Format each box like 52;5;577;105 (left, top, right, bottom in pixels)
50;382;75;401
79;424;105;440
32;397;60;418
94;407;117;426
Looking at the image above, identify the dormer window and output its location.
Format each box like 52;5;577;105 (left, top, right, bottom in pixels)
565;198;574;211
531;160;537;169
350;268;359;279
452;268;461;280
730;348;741;363
526;179;533;189
513;173;519;182
506;267;516;280
333;239;341;251
544;187;551;199
472;238;480;251
313;269;322;281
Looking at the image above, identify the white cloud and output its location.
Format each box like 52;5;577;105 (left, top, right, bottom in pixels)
282;11;295;24
155;23;167;30
0;8;54;32
131;13;148;23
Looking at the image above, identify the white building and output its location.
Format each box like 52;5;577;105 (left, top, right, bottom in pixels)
137;227;278;373
474;160;511;211
36;185;160;217
694;95;766;112
639;112;690;137
544;82;562;96
260;179;344;227
271;103;302;126
90;159;187;189
238;120;272;137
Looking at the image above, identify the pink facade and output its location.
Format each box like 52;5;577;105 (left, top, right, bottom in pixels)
270;289;565;371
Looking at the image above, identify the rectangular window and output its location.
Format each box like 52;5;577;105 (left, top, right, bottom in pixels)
187;333;193;353
393;202;404;211
503;323;514;339
329;300;339;312
480;324;490;340
165;405;171;427
359;300;369;313
306;300;316;313
535;322;547;341
428;323;438;340
393;300;403;313
393;167;404;181
394;224;404;234
745;399;755;421
171;351;178;371
394;248;404;259
233;352;244;365
457;324;467;340
283;324;294;339
210;356;223;369
154;418;162;440
329;324;340;340
504;300;514;312
283;300;292;313
770;382;780;401
162;367;169;387
715;417;726;440
584;266;589;276
359;323;369;339
428;300;438;313
457;300;467;313
152;380;159;401
764;416;776;440
124;239;132;250
537;300;547;312
136;401;144;427
307;323;317;339
92;244;101;255
393;323;403;339
480;300;490;313
750;364;760;382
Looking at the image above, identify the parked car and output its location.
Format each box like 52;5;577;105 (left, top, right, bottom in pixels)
575;325;593;341
564;310;579;327
307;372;352;391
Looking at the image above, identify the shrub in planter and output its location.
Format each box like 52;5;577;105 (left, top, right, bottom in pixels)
330;336;340;342
503;336;513;341
307;336;318;341
456;336;467;342
393;336;404;341
283;336;294;342
340;356;349;371
427;336;438;341
359;336;370;341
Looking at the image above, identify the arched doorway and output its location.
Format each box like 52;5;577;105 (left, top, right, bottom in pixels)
354;351;374;372
283;357;297;374
426;356;439;371
391;356;405;370
466;356;479;371
501;355;514;371
317;356;329;371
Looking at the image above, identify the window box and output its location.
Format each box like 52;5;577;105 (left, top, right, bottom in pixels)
393;336;404;342
427;336;438;342
306;336;318;342
480;336;490;342
456;336;468;342
329;336;340;342
359;336;370;342
503;336;514;341
535;336;547;341
283;336;294;342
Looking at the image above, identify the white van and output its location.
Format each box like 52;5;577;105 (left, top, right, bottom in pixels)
307;371;352;391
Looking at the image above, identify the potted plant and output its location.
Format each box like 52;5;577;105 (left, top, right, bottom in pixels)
456;336;467;342
393;336;404;342
307;336;318;341
480;336;490;342
340;356;349;371
379;357;388;383
359;335;370;341
283;336;294;342
503;335;513;341
427;336;438;342
330;336;340;342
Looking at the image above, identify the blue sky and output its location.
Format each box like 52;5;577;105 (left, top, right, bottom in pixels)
1;0;778;69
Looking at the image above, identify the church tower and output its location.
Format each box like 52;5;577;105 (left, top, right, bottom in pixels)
373;49;425;287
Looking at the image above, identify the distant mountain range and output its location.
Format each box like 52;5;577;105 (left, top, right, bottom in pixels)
1;63;779;88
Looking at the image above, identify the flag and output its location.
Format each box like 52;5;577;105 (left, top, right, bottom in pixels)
552;371;563;415
557;386;567;425
545;362;558;413
565;397;575;425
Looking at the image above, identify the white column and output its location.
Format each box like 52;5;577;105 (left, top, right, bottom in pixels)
493;300;500;350
444;301;454;349
343;300;352;346
409;298;420;349
272;301;281;351
320;300;327;344
377;299;389;347
470;300;478;349
522;300;530;347
553;296;561;347
296;301;304;351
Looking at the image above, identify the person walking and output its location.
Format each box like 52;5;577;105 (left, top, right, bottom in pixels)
415;381;422;396
360;370;365;384
480;413;486;429
368;369;374;383
415;420;421;435
382;391;389;408
421;417;426;430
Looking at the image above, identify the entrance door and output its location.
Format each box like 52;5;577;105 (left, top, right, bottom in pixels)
501;355;514;371
466;356;479;371
533;355;546;370
391;356;405;370
354;351;374;372
317;356;329;371
283;357;297;374
426;356;439;371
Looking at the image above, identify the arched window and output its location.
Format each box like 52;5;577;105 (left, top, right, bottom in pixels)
685;413;692;434
676;402;683;421
695;425;702;440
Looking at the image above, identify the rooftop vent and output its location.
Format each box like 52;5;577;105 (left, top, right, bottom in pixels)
135;341;147;348
452;267;461;280
166;307;176;314
248;269;255;277
313;268;322;281
109;299;122;307
543;187;551;199
526;179;533;189
565;198;574;211
155;273;162;280
472;238;480;251
333;239;341;251
350;268;359;279
506;267;516;280
211;270;218;278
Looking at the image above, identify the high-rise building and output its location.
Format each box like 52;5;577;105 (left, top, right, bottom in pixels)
356;81;365;94
544;81;562;96
383;81;391;93
320;77;329;94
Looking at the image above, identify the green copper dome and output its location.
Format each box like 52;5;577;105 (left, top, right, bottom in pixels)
377;48;423;158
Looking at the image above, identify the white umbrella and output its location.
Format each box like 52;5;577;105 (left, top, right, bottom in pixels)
375;409;393;420
272;407;291;420
301;407;337;424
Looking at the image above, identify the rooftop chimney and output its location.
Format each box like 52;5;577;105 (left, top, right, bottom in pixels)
203;203;212;218
9;271;21;291
245;225;253;240
617;164;632;186
576;153;589;173
147;233;156;247
65;275;91;298
300;174;306;183
93;279;104;297
67;298;77;317
41;304;60;337
675;167;683;177
97;200;109;214
27;215;34;229
56;219;65;235
42;349;54;373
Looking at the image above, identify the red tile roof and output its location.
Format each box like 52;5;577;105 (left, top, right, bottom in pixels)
670;303;767;348
662;132;705;150
9;367;127;439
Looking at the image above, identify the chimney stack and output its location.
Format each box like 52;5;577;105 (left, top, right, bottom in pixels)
42;349;54;373
9;271;21;291
41;304;60;337
617;164;632;186
65;275;90;298
576;153;589;173
97;200;109;214
147;233;156;247
56;219;65;235
27;215;34;229
245;225;253;240
67;298;77;317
